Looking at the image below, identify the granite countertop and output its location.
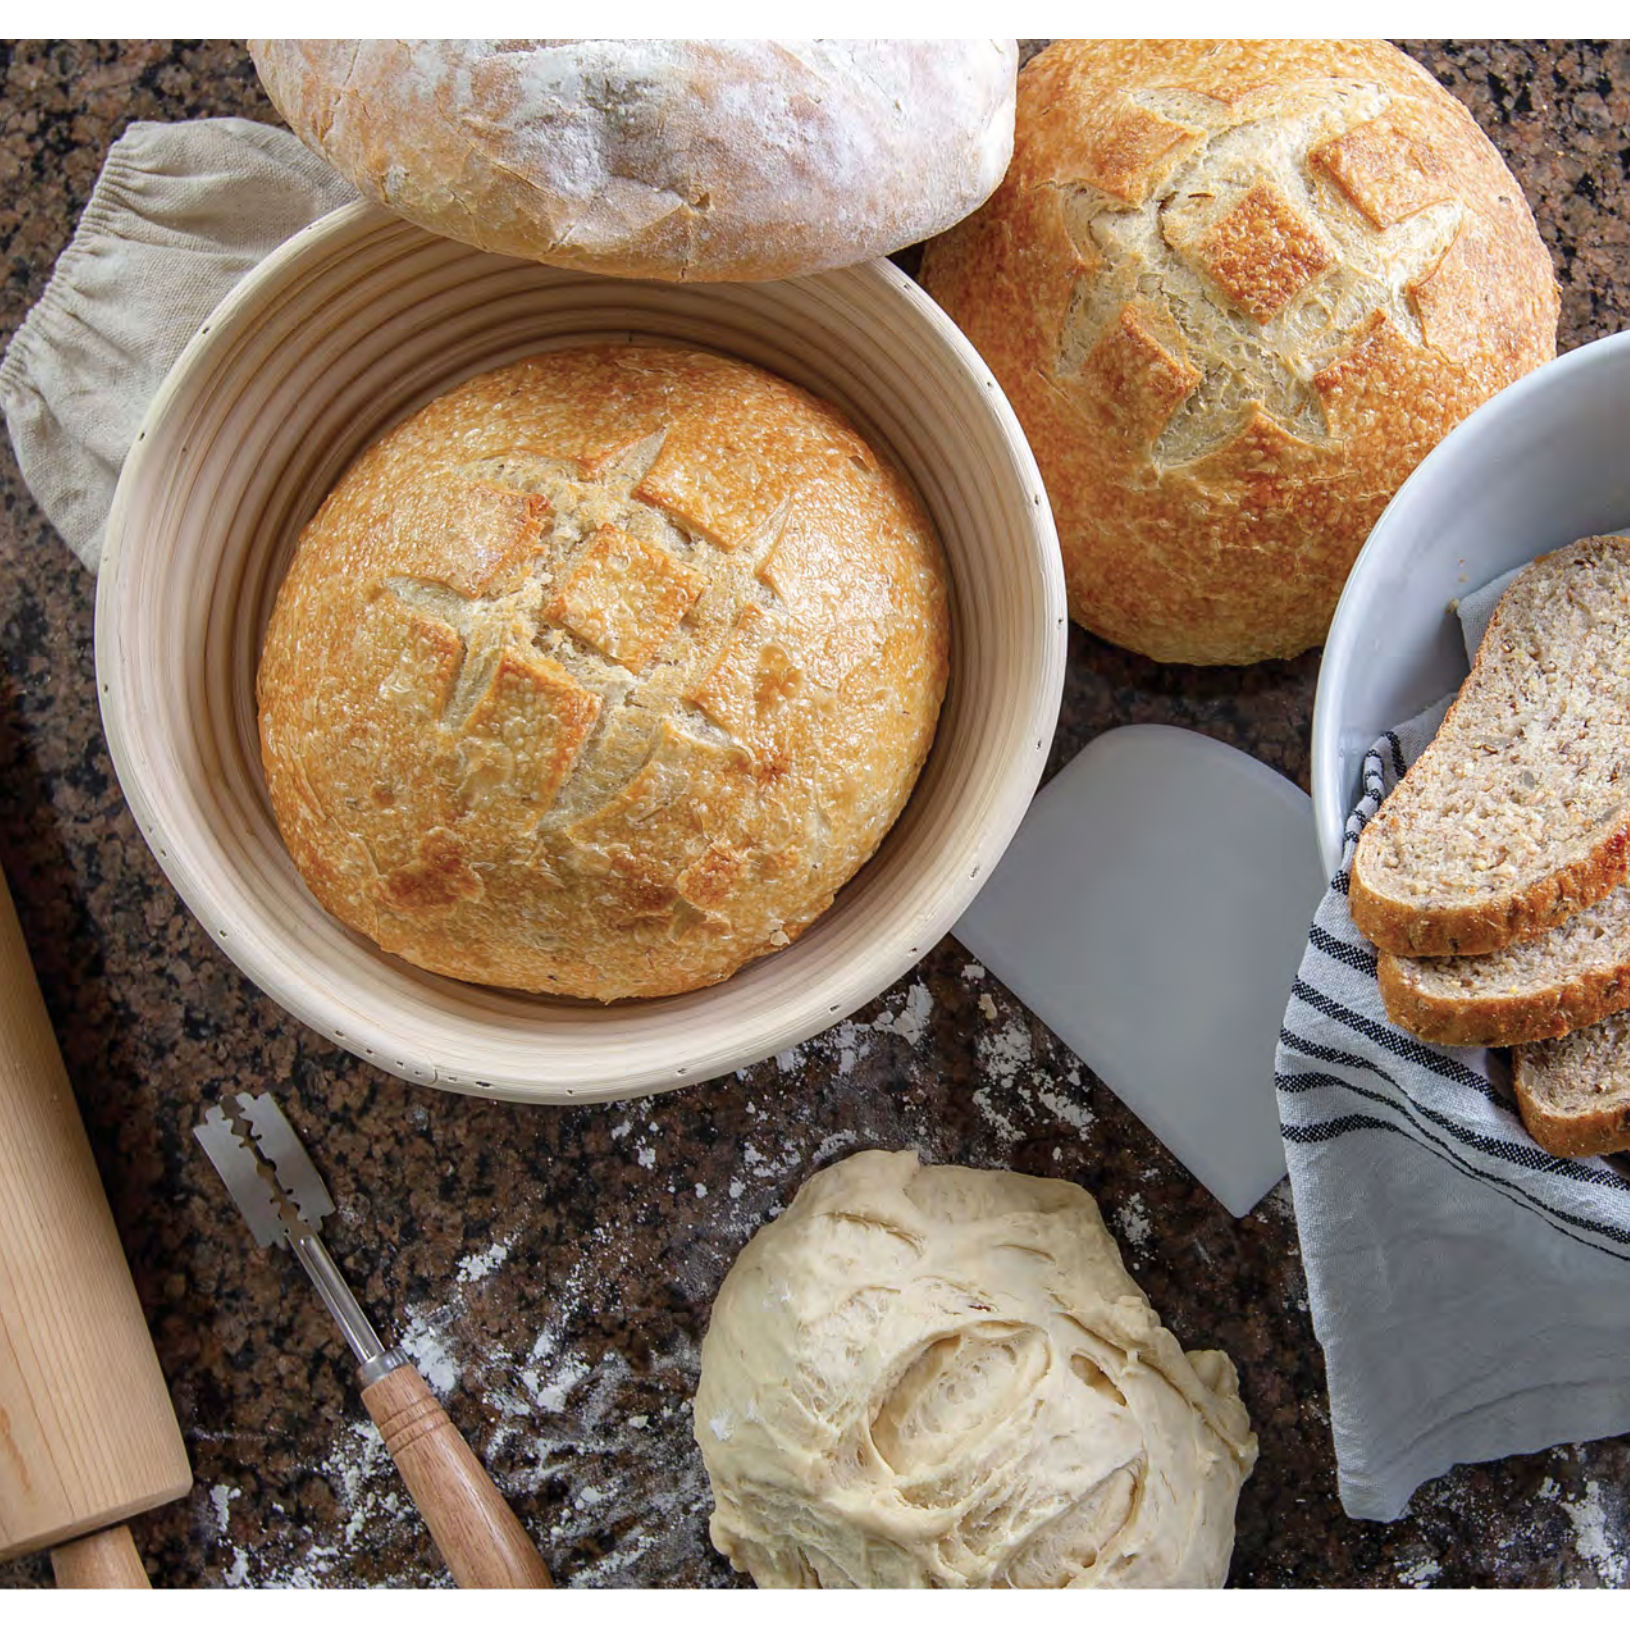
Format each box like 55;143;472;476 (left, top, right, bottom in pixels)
2;39;1629;1589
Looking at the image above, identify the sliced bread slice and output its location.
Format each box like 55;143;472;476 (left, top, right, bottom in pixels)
1513;1012;1630;1158
1351;535;1630;959
1378;885;1630;1047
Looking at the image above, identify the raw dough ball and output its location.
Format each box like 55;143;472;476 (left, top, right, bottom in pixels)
694;1150;1258;1588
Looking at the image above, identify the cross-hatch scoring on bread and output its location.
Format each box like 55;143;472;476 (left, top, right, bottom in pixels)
920;39;1558;666
256;346;951;1002
1351;537;1630;960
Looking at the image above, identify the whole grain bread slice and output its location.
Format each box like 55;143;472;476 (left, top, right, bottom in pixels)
1351;536;1630;959
1513;1012;1630;1158
1379;884;1630;1047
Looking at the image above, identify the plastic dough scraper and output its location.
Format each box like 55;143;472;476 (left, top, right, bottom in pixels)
954;725;1327;1217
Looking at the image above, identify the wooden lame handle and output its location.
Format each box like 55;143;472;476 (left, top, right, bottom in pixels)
50;1525;150;1588
362;1360;552;1589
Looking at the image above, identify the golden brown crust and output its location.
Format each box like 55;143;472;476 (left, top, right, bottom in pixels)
1351;536;1630;958
1352;834;1630;960
1512;1053;1630;1160
918;38;1558;665
1378;947;1630;1048
249;39;1017;282
257;345;951;1001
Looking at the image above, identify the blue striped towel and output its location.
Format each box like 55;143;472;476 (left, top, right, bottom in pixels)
1277;570;1630;1522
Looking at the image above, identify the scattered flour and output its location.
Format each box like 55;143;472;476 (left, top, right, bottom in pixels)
523;1352;594;1414
398;1307;461;1396
826;1019;874;1077
872;980;934;1047
971;1013;1039;1142
979;1013;1032;1089
1562;1480;1629;1585
323;1420;409;1547
1036;1081;1096;1134
810;1129;860;1167
971;1085;1024;1142
455;1238;512;1285
1115;1195;1153;1251
1394;1551;1442;1587
210;1419;425;1588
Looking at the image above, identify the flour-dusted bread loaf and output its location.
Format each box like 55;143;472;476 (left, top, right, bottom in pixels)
919;39;1557;665
257;345;951;1001
1352;537;1630;960
249;39;1018;283
1513;1014;1630;1159
1379;887;1630;1047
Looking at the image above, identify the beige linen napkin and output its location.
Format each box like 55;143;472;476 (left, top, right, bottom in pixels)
0;117;355;570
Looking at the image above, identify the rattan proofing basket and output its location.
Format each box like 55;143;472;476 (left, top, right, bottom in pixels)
96;203;1065;1103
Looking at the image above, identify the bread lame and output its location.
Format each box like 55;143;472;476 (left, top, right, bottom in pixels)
194;1092;552;1588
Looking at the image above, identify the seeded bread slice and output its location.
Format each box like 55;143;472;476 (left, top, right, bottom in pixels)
1513;1013;1630;1158
1378;885;1630;1047
1351;536;1630;959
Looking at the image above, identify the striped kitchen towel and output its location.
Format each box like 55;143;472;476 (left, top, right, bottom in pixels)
1278;632;1630;1522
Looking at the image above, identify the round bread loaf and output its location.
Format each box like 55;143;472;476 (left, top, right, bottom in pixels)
920;39;1558;665
256;346;951;1002
249;38;1018;283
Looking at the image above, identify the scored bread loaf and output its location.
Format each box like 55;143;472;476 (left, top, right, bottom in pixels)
257;344;951;1002
1378;886;1630;1047
918;38;1557;665
1350;537;1630;959
250;39;1018;282
1513;1014;1630;1159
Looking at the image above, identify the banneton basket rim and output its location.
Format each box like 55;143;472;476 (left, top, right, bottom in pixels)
96;201;1066;1104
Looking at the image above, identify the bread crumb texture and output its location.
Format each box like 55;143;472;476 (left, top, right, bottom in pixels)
1353;537;1630;958
1380;882;1630;1047
920;38;1558;664
1515;1011;1630;1158
257;346;950;1000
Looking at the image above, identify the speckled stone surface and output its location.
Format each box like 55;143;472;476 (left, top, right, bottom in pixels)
2;39;1629;1589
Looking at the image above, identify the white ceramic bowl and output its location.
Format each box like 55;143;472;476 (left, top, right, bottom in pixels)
1313;331;1630;875
96;203;1066;1104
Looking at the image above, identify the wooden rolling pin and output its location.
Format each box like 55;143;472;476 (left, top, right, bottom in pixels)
0;864;191;1585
